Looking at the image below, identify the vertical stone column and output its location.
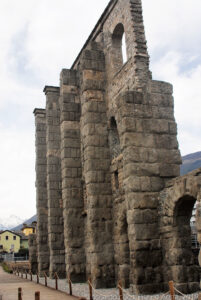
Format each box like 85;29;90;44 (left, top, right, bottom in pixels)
80;42;115;288
60;69;86;281
116;81;181;294
44;86;66;278
33;109;49;275
29;234;38;274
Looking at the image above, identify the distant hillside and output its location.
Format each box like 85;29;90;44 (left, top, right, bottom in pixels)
181;151;201;175
12;214;37;231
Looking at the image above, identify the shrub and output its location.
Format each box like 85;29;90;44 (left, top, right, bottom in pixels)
1;262;13;274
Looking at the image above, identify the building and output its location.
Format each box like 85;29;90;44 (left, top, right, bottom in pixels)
18;232;29;249
0;230;21;253
21;222;37;236
31;0;201;294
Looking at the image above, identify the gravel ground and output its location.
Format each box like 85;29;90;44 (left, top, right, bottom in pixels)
22;274;199;300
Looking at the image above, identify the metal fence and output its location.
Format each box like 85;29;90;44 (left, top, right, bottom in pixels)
0;253;28;262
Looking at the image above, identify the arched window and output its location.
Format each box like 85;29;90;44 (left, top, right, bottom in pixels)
173;196;200;278
112;23;128;73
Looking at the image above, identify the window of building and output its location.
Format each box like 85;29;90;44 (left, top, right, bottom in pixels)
0;245;3;249
13;236;16;240
112;23;128;73
6;236;8;240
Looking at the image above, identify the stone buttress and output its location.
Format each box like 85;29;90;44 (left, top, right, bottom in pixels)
116;84;181;294
80;42;115;288
44;86;66;278
60;69;86;281
33;109;49;275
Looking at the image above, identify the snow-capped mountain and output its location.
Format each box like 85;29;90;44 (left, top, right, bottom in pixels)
0;215;25;230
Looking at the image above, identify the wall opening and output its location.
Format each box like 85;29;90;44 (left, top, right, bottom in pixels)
174;196;200;259
171;195;200;290
108;117;121;159
112;23;127;73
114;170;119;190
122;33;127;64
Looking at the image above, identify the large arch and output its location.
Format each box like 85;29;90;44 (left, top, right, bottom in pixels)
159;168;201;293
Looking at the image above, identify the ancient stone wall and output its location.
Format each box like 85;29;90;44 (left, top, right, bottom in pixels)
32;0;200;294
34;109;49;275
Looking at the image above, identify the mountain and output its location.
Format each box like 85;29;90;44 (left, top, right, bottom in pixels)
181;151;201;176
12;214;37;231
0;215;25;231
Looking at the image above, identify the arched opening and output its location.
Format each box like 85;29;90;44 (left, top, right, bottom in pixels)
171;195;200;292
108;117;121;159
112;23;128;73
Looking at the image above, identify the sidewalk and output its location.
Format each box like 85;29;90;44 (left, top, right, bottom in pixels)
0;267;77;300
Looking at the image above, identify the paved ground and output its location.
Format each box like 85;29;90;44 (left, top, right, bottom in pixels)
0;267;199;300
0;267;77;300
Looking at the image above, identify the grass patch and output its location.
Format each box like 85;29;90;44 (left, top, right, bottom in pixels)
1;262;13;273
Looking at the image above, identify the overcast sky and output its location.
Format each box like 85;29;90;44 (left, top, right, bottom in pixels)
0;0;201;221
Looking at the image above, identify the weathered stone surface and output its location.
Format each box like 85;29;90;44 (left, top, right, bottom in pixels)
44;86;66;278
33;109;49;276
32;0;200;295
159;170;201;293
29;234;38;274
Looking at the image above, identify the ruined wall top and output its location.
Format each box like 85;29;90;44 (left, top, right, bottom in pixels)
33;108;46;116
72;0;149;87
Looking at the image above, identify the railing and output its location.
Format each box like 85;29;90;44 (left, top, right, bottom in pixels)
0;254;28;262
12;267;200;300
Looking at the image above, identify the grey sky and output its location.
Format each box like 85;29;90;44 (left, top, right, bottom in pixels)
0;0;201;220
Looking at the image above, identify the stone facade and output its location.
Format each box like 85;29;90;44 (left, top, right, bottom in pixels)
31;0;201;294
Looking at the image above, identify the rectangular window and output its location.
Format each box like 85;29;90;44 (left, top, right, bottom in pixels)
13;236;16;240
0;245;3;249
6;236;8;240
